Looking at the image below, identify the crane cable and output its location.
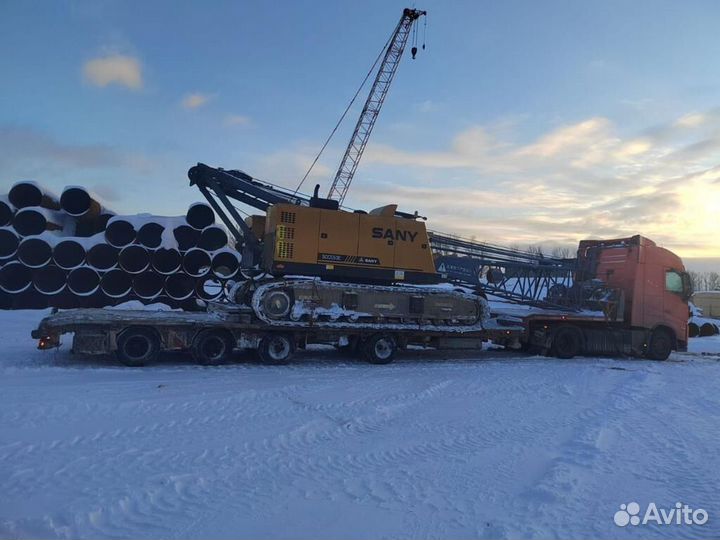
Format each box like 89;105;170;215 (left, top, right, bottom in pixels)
293;27;395;196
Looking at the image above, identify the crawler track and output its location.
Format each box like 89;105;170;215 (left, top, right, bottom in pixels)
251;279;489;333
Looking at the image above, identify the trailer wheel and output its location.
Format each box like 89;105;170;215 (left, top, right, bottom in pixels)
257;333;295;365
116;327;160;366
645;328;673;361
362;334;397;364
551;325;583;359
191;329;235;365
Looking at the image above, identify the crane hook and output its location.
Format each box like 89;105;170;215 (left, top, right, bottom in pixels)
411;46;418;59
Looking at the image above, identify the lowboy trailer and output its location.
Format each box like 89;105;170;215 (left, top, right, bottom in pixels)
31;302;524;367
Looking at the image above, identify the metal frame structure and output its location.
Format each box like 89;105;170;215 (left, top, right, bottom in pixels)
327;8;426;205
430;232;578;310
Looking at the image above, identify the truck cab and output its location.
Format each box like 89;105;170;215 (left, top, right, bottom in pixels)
576;235;692;356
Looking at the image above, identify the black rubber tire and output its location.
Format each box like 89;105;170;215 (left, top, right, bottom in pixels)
362;334;397;364
191;329;235;365
116;327;160;367
551;325;583;359
257;333;295;365
645;328;673;361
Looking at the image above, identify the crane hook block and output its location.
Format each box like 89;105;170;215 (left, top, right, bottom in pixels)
411;46;418;59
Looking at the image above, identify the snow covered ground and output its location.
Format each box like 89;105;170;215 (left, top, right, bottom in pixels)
2;309;720;539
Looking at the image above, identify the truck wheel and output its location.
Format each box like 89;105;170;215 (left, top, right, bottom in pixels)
116;327;160;367
191;329;235;365
645;328;673;361
551;325;583;359
362;334;397;364
257;333;295;365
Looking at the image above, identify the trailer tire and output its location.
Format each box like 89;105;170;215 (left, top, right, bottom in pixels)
551;325;583;359
116;327;160;367
191;329;235;365
645;328;673;361
257;333;295;365
362;334;397;364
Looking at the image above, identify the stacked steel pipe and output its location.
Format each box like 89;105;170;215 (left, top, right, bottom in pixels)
0;181;240;310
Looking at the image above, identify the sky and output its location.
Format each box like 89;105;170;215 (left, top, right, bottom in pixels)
1;0;720;263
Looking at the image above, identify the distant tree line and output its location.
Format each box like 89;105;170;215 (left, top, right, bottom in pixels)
689;271;720;292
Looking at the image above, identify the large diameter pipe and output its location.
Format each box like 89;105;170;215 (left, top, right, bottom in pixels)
87;242;119;271
67;266;101;296
13;206;65;236
198;225;228;251
80;290;114;309
182;248;211;277
12;290;48;310
100;269;132;298
60;186;105;218
105;218;136;248
119;245;150;274
45;290;80;309
195;276;223;301
97;212;114;230
211;248;241;279
74;210;116;237
152;247;181;275
137;222;164;249
17;237;53;268
0;227;20;260
9;181;61;210
186;202;215;230
132;271;164;300
0;261;32;293
53;239;86;270
0;196;14;227
173;224;200;251
178;297;203;311
32;264;66;295
164;273;195;301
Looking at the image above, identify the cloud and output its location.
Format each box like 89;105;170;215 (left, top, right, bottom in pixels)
349;111;720;257
224;114;251;126
0;126;121;169
675;113;706;128
252;146;332;189
83;54;142;90
181;93;211;109
0;126;164;208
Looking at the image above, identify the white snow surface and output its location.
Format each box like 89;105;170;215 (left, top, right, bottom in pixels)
1;309;720;539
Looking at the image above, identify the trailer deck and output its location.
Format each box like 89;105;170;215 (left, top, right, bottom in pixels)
31;305;525;366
